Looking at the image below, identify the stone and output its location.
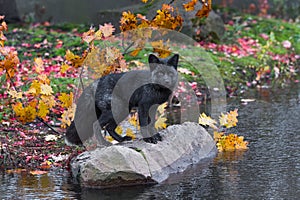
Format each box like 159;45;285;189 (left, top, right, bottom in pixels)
71;122;217;188
198;10;225;41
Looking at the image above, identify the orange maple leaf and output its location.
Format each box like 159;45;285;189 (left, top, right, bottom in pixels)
195;0;212;18
183;0;198;12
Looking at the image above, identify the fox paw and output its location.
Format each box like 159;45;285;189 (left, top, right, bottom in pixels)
122;136;133;141
143;133;162;144
153;133;162;141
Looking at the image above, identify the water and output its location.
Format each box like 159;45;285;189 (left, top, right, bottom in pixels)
1;85;299;199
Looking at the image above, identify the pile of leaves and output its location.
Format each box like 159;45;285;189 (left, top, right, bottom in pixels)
199;109;248;152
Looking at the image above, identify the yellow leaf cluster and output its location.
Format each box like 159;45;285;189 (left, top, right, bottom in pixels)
60;103;76;128
129;113;139;128
12;102;37;123
120;11;138;32
84;46;126;78
37;101;49;119
65;49;86;68
214;132;248;152
115;126;123;135
219;109;238;128
0;17;19;79
58;92;73;108
152;5;183;30
151;40;171;58
155;115;167;130
0;47;19;79
126;128;136;140
60;64;70;74
34;57;44;73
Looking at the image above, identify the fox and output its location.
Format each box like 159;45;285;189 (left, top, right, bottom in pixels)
65;54;179;145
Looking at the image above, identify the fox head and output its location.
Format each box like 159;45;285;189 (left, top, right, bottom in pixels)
148;54;179;90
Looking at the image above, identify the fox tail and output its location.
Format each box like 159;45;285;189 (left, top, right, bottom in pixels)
65;84;98;145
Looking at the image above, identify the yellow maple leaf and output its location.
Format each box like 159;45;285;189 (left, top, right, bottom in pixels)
105;135;114;142
213;131;224;142
34;57;44;73
41;95;56;108
37;74;50;85
115;126;123;135
155;115;167;130
120;11;137;32
219;109;238;128
28;80;41;95
151;40;171;58
14;104;37;123
58;92;73;108
60;64;70;74
65;50;84;68
40;84;53;96
141;0;148;3
129;113;139;128
157;102;167;115
37;101;49;119
60;103;76;128
183;0;198;12
199;113;218;130
235;136;249;150
126;128;136;140
7;89;22;99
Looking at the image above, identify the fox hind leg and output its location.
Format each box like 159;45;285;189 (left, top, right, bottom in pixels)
98;111;132;142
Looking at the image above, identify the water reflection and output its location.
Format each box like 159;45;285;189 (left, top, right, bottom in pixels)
0;84;299;199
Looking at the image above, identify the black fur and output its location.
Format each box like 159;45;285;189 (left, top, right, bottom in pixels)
65;54;179;145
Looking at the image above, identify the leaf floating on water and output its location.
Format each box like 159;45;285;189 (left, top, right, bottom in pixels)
198;112;218;130
30;170;48;175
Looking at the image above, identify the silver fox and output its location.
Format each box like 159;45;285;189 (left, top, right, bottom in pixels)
65;54;179;145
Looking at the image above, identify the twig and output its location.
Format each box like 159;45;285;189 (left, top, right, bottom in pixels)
79;66;85;90
37;117;61;135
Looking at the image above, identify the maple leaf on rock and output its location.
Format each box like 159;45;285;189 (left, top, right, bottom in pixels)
195;0;212;18
183;0;198;12
126;128;136;140
155;115;167;130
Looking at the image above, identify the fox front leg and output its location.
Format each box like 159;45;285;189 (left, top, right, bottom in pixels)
139;104;161;144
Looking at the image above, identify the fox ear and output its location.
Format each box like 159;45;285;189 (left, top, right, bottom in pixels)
167;54;179;69
148;54;160;64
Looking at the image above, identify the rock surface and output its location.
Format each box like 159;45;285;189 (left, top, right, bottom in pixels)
71;122;217;188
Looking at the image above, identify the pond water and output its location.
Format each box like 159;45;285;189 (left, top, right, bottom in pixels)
1;84;299;199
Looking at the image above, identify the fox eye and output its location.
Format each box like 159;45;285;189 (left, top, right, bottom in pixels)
157;72;164;76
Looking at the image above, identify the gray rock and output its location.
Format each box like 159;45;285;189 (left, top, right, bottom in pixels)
71;122;217;188
198;10;225;41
